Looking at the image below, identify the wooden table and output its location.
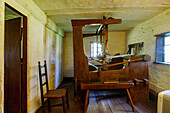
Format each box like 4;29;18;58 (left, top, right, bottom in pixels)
81;81;135;113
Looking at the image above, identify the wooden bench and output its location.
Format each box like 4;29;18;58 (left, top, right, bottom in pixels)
81;81;135;113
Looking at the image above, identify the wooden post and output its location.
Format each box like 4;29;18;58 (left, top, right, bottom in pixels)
73;26;89;83
100;32;102;44
105;25;108;49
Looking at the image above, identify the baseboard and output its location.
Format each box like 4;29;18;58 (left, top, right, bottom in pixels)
35;100;48;113
149;82;165;93
63;77;74;81
149;89;158;103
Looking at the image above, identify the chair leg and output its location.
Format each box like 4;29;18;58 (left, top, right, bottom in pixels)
66;89;69;108
47;98;51;111
62;96;66;113
42;102;45;113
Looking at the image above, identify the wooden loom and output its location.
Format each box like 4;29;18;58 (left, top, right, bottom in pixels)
71;18;150;101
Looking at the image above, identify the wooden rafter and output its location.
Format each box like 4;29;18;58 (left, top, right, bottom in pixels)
71;19;122;26
83;33;104;38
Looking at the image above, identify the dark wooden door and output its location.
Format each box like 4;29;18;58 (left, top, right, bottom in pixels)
4;18;21;113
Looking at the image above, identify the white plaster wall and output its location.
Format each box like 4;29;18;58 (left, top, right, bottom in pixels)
126;8;170;93
0;0;64;112
55;34;63;88
108;32;126;56
0;0;4;112
27;16;45;112
62;32;74;77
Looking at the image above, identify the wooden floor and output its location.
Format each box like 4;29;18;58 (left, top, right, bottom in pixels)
36;80;156;113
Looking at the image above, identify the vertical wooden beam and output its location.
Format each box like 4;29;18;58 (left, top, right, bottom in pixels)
73;26;89;83
105;25;108;49
23;16;27;113
97;35;98;56
100;32;102;44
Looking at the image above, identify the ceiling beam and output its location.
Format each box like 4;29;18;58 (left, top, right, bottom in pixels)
83;33;104;38
46;8;167;16
71;18;122;26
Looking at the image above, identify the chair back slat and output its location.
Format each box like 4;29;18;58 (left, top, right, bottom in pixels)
41;73;46;76
38;61;44;104
42;82;47;86
40;65;45;68
38;60;49;99
44;61;49;91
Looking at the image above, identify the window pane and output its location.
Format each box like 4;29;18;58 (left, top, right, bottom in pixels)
156;32;170;63
94;43;97;57
91;42;103;57
98;44;102;48
164;45;170;62
156;37;165;62
164;45;170;54
165;36;170;45
165;54;170;62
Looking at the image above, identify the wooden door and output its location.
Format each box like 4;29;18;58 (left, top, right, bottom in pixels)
4;18;21;113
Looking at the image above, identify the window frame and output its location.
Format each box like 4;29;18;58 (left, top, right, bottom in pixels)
90;41;104;58
154;32;170;65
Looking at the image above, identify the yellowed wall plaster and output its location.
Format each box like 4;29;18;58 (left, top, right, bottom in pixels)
83;32;126;57
108;32;126;55
0;0;64;112
62;32;74;77
126;8;170;93
0;0;4;112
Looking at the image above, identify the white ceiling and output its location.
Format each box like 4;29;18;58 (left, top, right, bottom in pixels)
32;0;170;32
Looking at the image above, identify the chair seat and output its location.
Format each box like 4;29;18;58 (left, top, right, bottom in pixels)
43;89;67;98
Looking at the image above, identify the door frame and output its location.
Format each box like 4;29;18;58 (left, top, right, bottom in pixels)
4;3;27;113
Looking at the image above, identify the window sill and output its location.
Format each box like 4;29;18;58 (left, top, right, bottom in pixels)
153;62;170;65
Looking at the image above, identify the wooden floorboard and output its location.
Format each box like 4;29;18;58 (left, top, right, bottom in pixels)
117;96;135;113
36;81;156;113
108;96;127;113
96;91;112;113
87;91;99;113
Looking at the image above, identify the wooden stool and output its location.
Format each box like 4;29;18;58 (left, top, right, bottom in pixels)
81;82;135;113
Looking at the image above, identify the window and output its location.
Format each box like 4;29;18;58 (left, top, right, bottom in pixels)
91;42;104;58
164;36;170;62
155;32;170;64
128;42;144;54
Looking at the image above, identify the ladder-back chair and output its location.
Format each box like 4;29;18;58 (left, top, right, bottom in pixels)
38;60;69;113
